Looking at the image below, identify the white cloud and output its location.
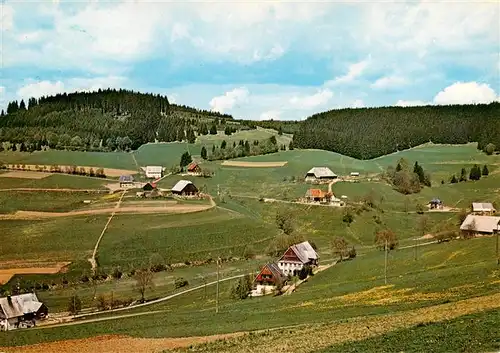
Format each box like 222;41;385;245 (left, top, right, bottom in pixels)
289;89;333;109
16;76;127;100
350;99;365;108
0;86;5;95
259;110;282;120
1;3;14;32
371;75;408;89
325;57;371;86
433;82;499;105
395;100;428;107
209;87;250;113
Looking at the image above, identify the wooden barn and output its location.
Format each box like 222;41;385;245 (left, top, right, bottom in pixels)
187;162;202;175
277;241;319;276
252;262;286;296
171;180;198;196
305;167;337;183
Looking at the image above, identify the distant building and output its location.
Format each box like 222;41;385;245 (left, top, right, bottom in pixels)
429;198;443;209
252;262;286;296
460;215;500;236
305;188;330;203
0;293;48;331
171;180;198;196
471;202;496;215
142;182;156;191
119;175;134;189
350;172;360;177
144;166;164;179
277;241;319;276
305;167;337;183
187;162;202;175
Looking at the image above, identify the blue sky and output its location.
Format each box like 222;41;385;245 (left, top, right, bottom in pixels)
1;0;499;120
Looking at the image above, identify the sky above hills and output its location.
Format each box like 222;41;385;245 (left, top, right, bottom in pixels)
1;0;499;120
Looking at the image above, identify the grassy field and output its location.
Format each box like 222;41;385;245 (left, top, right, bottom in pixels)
0;173;109;189
196;128;292;147
96;207;276;270
1;236;498;347
0;216;108;262
316;309;500;353
0;191;102;214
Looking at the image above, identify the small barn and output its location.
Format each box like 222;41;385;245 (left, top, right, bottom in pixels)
305;167;337;183
252;262;286;296
119;175;134;189
460;215;500;236
0;293;48;331
187;162;202;175
429;198;443;209
472;202;496;215
171;180;198;196
143;182;157;191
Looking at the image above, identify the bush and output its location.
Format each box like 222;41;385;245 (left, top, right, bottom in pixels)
112;267;123;279
348;246;357;259
96;294;108;311
67;294;82;315
174;277;189;289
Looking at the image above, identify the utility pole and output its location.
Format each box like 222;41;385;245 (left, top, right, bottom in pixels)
216;257;220;313
496;221;499;265
384;238;388;285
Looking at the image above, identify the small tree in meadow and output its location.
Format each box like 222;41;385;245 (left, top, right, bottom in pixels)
67;294;82;315
482;165;489;176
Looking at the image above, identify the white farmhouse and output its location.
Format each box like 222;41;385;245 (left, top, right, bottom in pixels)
143;166;164;179
277;241;319;276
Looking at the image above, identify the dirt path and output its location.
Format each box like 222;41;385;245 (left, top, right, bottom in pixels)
89;191;126;272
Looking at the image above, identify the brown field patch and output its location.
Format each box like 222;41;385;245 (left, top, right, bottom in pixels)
0;171;51;179
0;333;244;353
0;204;214;220
0;261;70;284
221;161;287;167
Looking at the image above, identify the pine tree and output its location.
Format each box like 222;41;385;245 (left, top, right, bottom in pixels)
395;163;402;172
413;162;425;183
233;141;236;148
180;152;192;168
199;123;209;135
278;126;283;135
469;164;481;181
482;165;489;176
201;146;207;160
244;140;250;154
186;127;196;143
212;145;216;153
460;168;467;182
221;140;227;149
19;99;27;110
289;140;294;150
209;124;217;135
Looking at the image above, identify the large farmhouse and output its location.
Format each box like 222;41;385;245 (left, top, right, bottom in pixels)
143;166;164;179
305;167;337;183
471;202;496;215
252;262;286;296
0;293;48;331
460;215;500;236
171;180;199;196
277;241;319;276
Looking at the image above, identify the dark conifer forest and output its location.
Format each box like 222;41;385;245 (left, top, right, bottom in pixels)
0;89;233;151
1;89;498;159
293;103;500;159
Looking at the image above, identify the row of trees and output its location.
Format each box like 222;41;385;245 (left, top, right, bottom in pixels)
201;136;286;161
449;165;488;183
293;103;500;159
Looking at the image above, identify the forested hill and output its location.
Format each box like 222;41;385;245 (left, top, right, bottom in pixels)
293;102;500;159
0;89;233;151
